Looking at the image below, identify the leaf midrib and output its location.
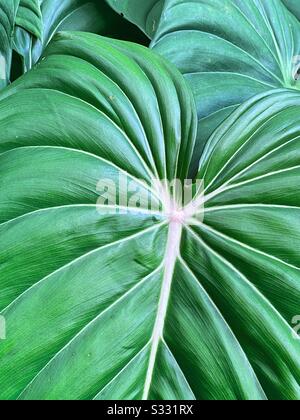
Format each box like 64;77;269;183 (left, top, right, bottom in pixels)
142;220;183;399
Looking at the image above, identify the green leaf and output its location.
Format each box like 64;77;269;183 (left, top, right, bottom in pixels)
283;0;300;20
13;0;124;73
0;0;19;88
195;89;300;399
114;0;300;173
106;0;164;37
15;0;43;40
0;33;299;400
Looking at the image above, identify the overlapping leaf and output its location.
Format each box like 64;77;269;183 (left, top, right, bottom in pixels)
15;0;43;40
0;32;299;400
106;0;163;37
283;0;300;20
0;0;145;84
0;0;19;88
13;0;125;73
152;0;300;170
109;0;300;172
0;33;196;400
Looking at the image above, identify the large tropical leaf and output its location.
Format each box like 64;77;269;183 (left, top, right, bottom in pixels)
12;0;128;73
0;32;299;400
0;32;196;400
152;0;300;170
109;0;300;173
0;0;19;88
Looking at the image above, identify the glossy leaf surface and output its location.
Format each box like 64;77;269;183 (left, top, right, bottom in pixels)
109;0;300;172
0;32;299;400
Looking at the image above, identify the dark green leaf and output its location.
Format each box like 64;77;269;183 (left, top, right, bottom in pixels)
13;0;123;73
0;32;299;400
15;0;43;40
106;0;164;37
283;0;300;20
111;0;300;172
152;0;300;171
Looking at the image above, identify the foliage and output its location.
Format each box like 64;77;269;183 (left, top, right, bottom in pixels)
0;0;300;401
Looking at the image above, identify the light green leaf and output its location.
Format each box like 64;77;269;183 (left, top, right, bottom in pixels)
0;33;299;400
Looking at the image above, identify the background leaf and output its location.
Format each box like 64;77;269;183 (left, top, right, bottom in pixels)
283;0;300;20
15;0;43;40
13;0;133;73
152;0;300;172
110;0;300;173
106;0;164;38
0;0;19;88
11;0;148;79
